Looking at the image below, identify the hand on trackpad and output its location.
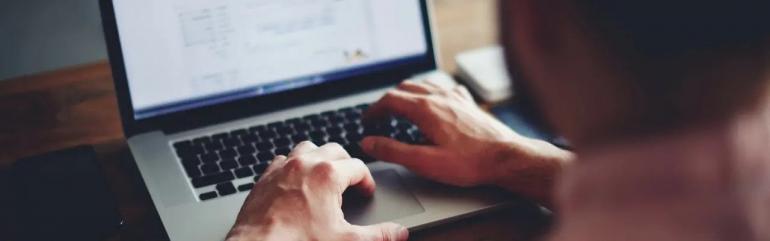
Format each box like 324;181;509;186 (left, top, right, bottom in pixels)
342;169;425;225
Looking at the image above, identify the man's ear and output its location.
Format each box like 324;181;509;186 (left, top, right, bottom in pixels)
500;0;571;57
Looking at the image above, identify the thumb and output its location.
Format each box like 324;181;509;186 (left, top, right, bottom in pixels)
361;136;442;168
352;222;409;241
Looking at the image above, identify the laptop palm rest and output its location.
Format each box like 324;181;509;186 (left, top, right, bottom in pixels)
343;169;425;225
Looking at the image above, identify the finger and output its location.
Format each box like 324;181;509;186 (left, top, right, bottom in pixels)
351;222;409;241
396;80;436;94
332;158;376;196
264;155;288;175
360;136;444;171
298;143;351;164
364;89;427;122
454;85;474;100
289;141;318;158
424;78;455;91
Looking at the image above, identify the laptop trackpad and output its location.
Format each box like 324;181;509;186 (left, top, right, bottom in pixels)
342;169;425;225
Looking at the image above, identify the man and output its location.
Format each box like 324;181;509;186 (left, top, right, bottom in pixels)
225;0;770;240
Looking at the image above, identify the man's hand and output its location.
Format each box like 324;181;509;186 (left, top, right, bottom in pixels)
226;141;408;241
362;80;572;204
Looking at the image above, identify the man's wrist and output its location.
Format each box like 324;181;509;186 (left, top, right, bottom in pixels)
226;218;298;241
488;137;573;206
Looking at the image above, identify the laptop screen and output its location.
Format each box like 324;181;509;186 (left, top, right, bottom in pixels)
113;0;428;120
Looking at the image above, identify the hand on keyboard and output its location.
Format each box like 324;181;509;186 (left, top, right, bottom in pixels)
362;80;572;201
227;142;408;241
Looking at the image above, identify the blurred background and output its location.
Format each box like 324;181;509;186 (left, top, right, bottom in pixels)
1;0;107;80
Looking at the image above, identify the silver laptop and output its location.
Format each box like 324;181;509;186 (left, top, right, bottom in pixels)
100;0;512;240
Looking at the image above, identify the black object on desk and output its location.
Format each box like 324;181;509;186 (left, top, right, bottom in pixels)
11;146;123;241
491;101;570;149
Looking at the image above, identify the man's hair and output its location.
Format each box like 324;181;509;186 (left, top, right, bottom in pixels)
576;1;770;119
578;1;770;58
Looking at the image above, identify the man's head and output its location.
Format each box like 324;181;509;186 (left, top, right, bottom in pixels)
500;0;770;147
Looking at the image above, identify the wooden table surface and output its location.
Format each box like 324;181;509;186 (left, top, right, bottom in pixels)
0;1;551;240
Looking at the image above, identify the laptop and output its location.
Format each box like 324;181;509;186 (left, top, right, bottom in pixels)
99;0;512;240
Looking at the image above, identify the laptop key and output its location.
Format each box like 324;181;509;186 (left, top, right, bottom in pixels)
201;163;220;174
328;136;348;146
395;132;414;143
238;155;258;166
254;163;270;174
219;148;238;159
328;114;346;124
200;152;219;163
199;191;218;201
256;152;275;163
346;132;364;143
259;129;278;140
193;136;212;146
176;144;204;158
274;147;291;156
219;159;239;170
230;129;249;137
294;122;312;133
238;183;255;192
174;140;193;149
183;163;202;178
303;114;322;122
292;133;310;143
309;130;326;140
311;119;329;129
344;111;362;120
277;126;294;136
345;143;375;163
212;133;230;140
249;125;267;133
222;136;241;147
192;171;235;188
286;118;303;126
327;126;344;136
321;110;337;118
267;121;285;130
204;141;224;152
237;145;256;155
344;123;362;134
273;137;292;148
216;182;237;196
234;167;254;178
240;133;260;144
255;141;274;152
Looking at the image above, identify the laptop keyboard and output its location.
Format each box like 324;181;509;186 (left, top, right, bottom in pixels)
171;103;426;201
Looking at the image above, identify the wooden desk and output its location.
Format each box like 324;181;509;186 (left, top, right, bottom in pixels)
0;1;551;240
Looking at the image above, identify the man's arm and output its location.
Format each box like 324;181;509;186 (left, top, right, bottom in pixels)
361;80;573;206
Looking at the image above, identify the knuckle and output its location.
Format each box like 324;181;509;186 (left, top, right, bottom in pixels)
311;161;336;177
283;158;304;171
416;96;432;108
322;143;349;156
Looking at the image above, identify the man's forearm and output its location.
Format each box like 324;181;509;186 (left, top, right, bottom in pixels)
489;138;573;208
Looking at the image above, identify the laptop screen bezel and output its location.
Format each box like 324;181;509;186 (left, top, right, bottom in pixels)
100;0;437;137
